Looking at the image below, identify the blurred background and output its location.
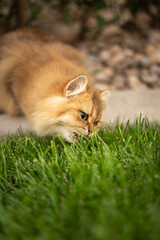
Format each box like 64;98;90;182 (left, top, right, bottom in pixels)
0;0;160;91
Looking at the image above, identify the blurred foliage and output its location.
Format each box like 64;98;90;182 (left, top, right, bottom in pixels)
26;1;42;21
125;0;160;27
0;0;123;38
0;0;159;38
0;0;42;32
126;0;160;15
54;0;108;39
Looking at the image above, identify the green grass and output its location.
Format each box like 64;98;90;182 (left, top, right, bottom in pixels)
0;117;160;240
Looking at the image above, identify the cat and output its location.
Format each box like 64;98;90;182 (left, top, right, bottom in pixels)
0;28;108;142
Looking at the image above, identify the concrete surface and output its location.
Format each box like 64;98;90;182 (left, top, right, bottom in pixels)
103;89;160;125
0;89;160;136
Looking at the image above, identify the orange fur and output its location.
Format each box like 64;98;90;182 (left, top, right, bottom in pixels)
0;29;108;142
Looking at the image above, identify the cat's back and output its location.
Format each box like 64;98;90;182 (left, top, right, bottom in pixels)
0;28;85;93
0;28;55;49
0;28;82;66
0;29;88;99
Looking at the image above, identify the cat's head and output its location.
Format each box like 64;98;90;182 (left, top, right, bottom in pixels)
32;75;109;142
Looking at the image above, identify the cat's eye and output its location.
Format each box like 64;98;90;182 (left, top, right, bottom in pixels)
94;121;99;126
80;111;88;121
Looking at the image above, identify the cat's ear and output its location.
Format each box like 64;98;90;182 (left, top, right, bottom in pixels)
100;90;110;109
100;89;110;102
65;75;88;97
95;83;110;102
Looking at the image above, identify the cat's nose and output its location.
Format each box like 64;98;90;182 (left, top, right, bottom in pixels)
88;123;94;134
88;129;91;135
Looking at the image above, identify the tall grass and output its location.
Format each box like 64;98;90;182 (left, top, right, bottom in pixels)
0;118;160;240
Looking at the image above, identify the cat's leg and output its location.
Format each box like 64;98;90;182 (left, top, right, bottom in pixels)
0;84;22;116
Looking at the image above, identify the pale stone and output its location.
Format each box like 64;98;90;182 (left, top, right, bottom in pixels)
94;68;113;83
150;50;160;64
84;55;103;74
41;21;81;43
99;50;110;64
134;53;143;62
99;9;115;22
149;31;160;43
100;25;122;39
123;48;134;57
110;45;122;54
140;74;158;85
140;57;149;67
94;83;110;91
104;68;114;79
109;53;125;67
94;71;107;82
150;65;160;76
124;37;137;48
125;68;139;76
113;75;126;89
128;75;146;89
145;44;155;56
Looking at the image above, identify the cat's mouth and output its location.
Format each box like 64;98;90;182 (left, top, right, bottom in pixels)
73;132;79;141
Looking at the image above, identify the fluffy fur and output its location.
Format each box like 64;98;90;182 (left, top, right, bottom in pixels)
0;29;108;142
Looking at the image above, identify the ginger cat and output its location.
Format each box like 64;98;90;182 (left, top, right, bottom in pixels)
0;29;108;142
